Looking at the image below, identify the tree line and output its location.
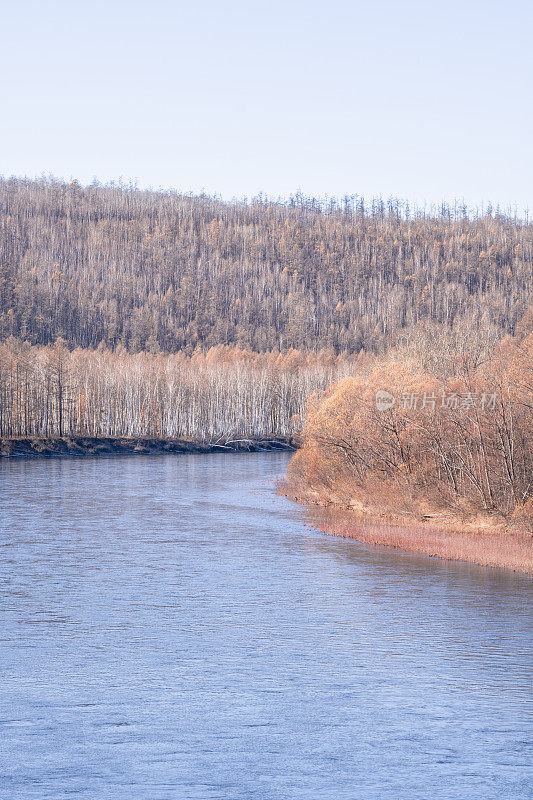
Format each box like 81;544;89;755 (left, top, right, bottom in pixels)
0;177;531;354
0;339;355;439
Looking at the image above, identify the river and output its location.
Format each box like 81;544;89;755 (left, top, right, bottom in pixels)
0;452;531;799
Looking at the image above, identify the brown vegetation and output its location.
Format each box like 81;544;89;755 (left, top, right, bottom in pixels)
297;514;533;574
283;326;533;571
0;177;531;354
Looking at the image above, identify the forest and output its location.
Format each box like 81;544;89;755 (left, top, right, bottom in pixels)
0;177;531;354
0;177;531;518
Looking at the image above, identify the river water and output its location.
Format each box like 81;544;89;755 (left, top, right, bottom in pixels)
0;452;531;800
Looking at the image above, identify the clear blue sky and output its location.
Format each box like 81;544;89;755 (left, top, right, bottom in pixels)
2;0;532;211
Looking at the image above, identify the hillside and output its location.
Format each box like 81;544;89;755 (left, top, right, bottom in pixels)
1;177;531;354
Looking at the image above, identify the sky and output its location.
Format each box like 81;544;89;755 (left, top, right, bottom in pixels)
1;0;532;212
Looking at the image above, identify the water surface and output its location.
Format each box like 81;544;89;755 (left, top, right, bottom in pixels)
0;453;531;799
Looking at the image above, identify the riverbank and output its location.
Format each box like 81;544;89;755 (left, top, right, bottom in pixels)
281;330;532;574
280;480;533;574
0;436;296;459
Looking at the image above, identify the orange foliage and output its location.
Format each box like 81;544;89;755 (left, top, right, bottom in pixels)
288;333;533;523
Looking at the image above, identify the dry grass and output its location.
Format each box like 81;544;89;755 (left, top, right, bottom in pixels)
279;478;533;574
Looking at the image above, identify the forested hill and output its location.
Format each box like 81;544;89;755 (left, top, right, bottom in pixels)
0;177;531;354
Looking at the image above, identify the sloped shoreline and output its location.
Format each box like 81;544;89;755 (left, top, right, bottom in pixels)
279;479;533;575
0;436;296;459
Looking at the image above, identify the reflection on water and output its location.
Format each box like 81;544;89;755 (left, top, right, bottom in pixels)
0;453;531;800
